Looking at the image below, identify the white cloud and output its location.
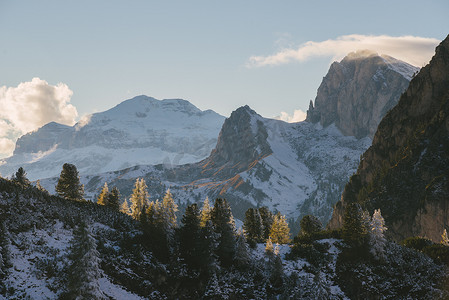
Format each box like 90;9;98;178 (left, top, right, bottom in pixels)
0;78;78;158
0;138;16;158
275;109;307;123
247;34;440;68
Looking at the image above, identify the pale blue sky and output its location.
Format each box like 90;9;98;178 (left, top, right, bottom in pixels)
1;0;448;121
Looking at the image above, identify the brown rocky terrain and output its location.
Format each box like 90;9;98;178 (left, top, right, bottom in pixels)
328;35;449;242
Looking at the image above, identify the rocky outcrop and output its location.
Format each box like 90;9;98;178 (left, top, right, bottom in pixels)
328;35;449;242
306;50;418;139
199;105;272;179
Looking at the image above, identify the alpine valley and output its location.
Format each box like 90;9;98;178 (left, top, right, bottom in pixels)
12;51;416;228
2;36;449;299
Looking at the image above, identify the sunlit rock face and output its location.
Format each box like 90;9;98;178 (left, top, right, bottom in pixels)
306;50;418;139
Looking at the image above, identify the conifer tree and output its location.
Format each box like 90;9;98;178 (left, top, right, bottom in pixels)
0;220;11;284
198;220;219;275
36;180;48;194
269;212;290;244
234;228;251;270
56;163;84;202
259;206;274;240
161;189;178;233
270;247;284;292
120;199;131;215
12;167;31;187
265;237;274;255
66;219;105;299
179;203;202;270
442;229;449;246
107;187;120;211
299;215;322;236
369;209;387;260
244;208;264;246
342;203;368;248
130;178;149;221
97;182;109;206
210;198;236;267
310;271;330;299
200;197;212;227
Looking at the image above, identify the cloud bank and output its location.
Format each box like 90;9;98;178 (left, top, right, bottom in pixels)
0;78;78;158
247;34;440;68
275;109;307;123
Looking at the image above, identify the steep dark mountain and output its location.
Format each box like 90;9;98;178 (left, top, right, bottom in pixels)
306;50;418;138
328;35;449;242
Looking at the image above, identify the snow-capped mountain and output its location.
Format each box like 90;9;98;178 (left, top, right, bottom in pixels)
0;96;225;180
27;52;417;228
41;106;371;227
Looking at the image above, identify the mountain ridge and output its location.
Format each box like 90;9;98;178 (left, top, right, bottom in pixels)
1;95;225;180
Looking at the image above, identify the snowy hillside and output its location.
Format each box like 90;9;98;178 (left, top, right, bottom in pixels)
0;180;445;299
0;96;225;180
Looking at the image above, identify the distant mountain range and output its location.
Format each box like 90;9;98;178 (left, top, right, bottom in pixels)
0;96;225;180
2;51;418;226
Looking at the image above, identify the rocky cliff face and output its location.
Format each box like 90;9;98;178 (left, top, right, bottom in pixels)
306;50;418;139
328;35;449;242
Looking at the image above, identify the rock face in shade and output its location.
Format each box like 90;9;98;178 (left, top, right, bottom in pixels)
306;50;419;139
328;35;449;242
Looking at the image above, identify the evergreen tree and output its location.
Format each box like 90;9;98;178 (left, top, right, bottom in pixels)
66;219;105;299
265;237;274;255
0;219;11;285
442;229;449;246
299;215;322;236
197;220;219;275
200;197;212;227
270;248;284;293
130;178;149;221
310;271;330;299
234;228;251;270
269;212;290;244
120;199;131;215
179;203;202;270
97;182;109;206
11;167;31;187
56;163;84;202
243;208;264;246
36;180;48;194
342;203;368;248
210;198;236;268
259;206;274;240
369;209;387;260
161;189;178;233
107;187;120;211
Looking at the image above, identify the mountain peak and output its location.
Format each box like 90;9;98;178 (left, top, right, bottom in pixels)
201;105;271;178
306;52;418;138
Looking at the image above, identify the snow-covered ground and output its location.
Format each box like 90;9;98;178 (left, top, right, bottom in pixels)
4;220;143;300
